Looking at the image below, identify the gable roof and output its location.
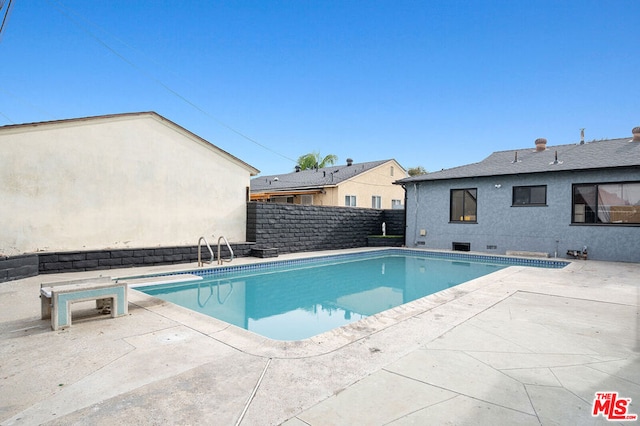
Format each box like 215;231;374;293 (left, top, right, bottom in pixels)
251;159;398;193
0;111;260;175
398;137;640;183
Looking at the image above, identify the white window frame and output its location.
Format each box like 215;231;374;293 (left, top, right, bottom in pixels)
372;195;381;209
345;195;357;207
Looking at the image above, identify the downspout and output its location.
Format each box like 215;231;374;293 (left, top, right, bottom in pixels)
413;182;419;246
402;183;408;247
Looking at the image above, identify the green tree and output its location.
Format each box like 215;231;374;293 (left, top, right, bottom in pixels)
296;152;338;170
408;166;428;176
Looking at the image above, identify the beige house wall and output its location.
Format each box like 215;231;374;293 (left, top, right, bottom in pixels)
318;187;338;206
337;160;406;209
284;160;406;208
295;187;337;206
0;113;258;255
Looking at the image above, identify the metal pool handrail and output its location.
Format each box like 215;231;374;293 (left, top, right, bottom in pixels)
197;236;214;267
217;235;234;265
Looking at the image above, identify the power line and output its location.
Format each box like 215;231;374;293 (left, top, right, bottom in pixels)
0;110;14;124
47;0;297;164
0;0;15;41
0;87;56;122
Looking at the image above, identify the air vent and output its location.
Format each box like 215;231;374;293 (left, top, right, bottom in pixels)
452;242;470;252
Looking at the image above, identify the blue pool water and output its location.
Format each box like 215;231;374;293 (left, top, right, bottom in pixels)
138;250;567;341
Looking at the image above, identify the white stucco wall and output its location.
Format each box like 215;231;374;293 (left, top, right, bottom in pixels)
0;112;258;255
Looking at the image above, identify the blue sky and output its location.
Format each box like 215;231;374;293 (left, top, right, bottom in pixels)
1;1;638;176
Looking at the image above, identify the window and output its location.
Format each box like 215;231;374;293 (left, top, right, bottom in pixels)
272;196;293;204
372;195;381;209
513;185;547;206
300;195;313;205
572;182;640;224
345;195;357;207
450;188;477;222
392;199;403;209
390;166;394;176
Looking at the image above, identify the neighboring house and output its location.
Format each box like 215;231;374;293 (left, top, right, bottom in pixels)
396;128;640;262
250;159;406;209
0;112;259;256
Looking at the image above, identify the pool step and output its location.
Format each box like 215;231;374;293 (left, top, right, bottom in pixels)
251;248;279;258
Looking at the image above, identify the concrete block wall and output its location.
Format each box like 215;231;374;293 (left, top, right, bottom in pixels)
0;254;39;282
247;202;405;254
36;243;254;276
380;209;406;236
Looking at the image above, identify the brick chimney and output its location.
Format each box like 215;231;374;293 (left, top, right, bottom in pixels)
535;138;547;152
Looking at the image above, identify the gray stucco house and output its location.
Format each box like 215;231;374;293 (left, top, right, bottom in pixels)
396;127;640;262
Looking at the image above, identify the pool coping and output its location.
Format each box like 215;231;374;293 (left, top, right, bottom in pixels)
122;247;569;282
125;248;575;359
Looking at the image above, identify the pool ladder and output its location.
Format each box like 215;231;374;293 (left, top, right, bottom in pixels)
198;236;234;267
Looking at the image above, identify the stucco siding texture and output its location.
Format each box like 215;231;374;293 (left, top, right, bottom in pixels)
405;169;640;262
0;113;255;255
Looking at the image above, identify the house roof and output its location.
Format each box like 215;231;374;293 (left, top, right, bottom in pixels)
397;136;640;183
0;111;260;175
251;159;398;194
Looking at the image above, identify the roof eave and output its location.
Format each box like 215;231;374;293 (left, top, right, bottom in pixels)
400;164;640;184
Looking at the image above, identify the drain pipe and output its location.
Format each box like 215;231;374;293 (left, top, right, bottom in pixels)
413;183;419;246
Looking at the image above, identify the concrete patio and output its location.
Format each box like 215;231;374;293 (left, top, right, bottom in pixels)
1;250;638;425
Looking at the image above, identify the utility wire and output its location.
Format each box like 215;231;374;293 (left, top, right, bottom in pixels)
0;87;56;121
0;110;14;124
0;0;14;41
47;0;298;164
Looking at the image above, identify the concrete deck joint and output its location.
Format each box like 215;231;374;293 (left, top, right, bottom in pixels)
1;250;638;425
236;358;272;426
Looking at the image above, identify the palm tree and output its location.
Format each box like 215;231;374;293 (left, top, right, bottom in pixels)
296;152;338;170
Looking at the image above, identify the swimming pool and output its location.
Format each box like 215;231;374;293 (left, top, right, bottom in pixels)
134;249;567;341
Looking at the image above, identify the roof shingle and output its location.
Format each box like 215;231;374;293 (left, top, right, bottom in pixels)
251;159;392;192
398;137;640;183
